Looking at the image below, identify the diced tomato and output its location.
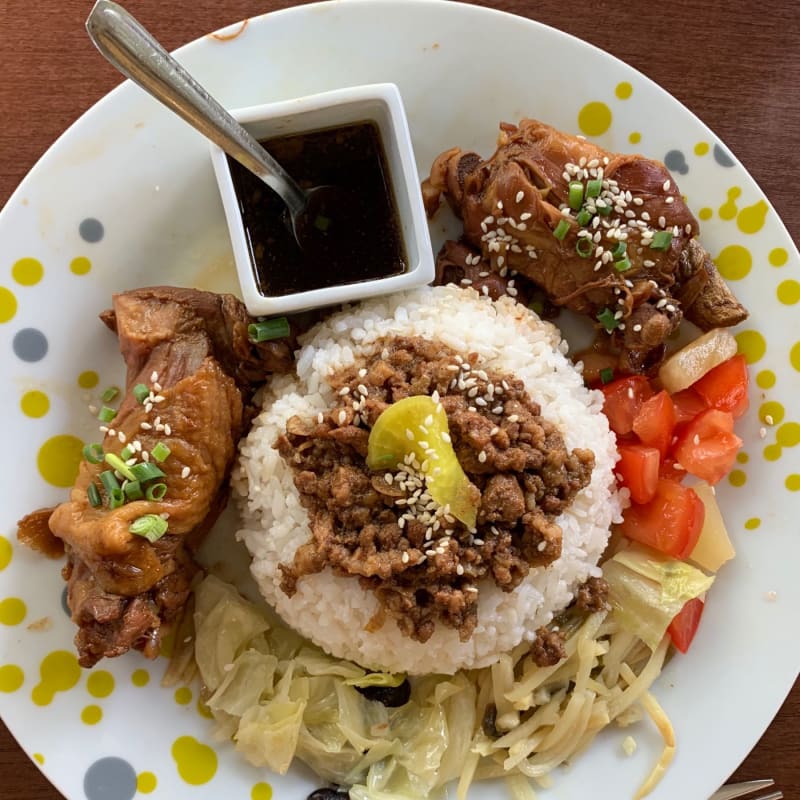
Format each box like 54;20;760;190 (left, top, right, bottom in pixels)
632;390;676;457
618;479;705;559
616;445;660;504
671;387;709;426
692;354;750;419
659;457;688;483
672;409;742;484
601;376;653;437
668;597;705;654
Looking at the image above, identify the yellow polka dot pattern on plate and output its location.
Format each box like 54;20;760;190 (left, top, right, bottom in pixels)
81;704;103;725
0;287;17;323
578;101;612;136
138;772;158;793
698;207;713;221
792;342;800;373
744;517;761;530
718;186;741;220
252;782;273;800
32;651;81;706
736;200;768;234
175;686;192;705
131;668;150;687
12;257;44;286
615;81;632;99
196;698;214;719
628;131;641;145
21;390;50;418
0;536;11;572
763;444;782;461
736;451;749;464
33;753;44;765
171;736;218;785
786;474;800;492
715;244;751;281
759;401;784;426
0;664;24;693
77;370;99;389
0;598;26;626
756;370;776;389
728;469;746;487
769;247;788;267
37;434;83;488
776;422;800;447
694;142;710;156
87;670;115;699
735;330;766;364
777;280;800;305
70;256;92;276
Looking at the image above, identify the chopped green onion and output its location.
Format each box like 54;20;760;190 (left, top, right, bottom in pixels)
99;470;120;495
611;241;627;258
129;514;168;543
120;445;133;460
575;237;594;258
576;208;593;227
313;214;331;232
600;367;615;385
567;181;584;211
129;462;166;483
614;256;632;272
104;453;137;482
552;219;571;241
87;483;102;508
597;308;621;332
83;443;104;464
586;178;603;198
248;317;291;343
145;483;167;502
650;230;674;251
101;386;120;403
97;406;116;423
596;201;613;217
109;487;126;510
133;383;150;404
124;480;144;501
151;442;171;463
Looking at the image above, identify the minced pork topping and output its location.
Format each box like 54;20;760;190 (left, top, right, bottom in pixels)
275;336;594;644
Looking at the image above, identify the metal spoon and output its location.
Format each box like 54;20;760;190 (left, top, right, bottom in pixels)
86;0;334;247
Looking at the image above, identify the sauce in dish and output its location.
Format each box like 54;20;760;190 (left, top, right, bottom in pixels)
228;121;407;297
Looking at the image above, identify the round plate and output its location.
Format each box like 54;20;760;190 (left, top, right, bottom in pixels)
1;2;798;799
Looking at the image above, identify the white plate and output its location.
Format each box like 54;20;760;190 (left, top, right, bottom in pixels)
1;2;798;799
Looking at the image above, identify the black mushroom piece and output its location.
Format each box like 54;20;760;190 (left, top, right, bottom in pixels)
422;119;748;376
354;678;412;708
307;789;351;800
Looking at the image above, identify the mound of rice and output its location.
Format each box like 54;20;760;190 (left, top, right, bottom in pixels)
234;286;622;675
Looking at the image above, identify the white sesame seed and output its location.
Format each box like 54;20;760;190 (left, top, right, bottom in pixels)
658;215;667;228
164;424;172;436
492;405;504;415
478;451;487;463
765;414;774;425
665;196;675;204
406;428;414;441
357;384;368;396
317;412;324;424
759;427;767;438
139;422;152;431
142;451;150;462
181;466;191;479
150;371;159;383
633;324;643;332
643;259;656;267
339;386;351;396
401;551;409;564
663;180;671;191
338;410;347;425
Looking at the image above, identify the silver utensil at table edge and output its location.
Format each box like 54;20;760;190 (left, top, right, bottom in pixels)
709;779;783;800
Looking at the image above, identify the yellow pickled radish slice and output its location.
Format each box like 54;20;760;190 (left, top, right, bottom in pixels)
366;395;479;528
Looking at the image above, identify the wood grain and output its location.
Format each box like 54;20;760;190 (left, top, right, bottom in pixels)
0;1;797;798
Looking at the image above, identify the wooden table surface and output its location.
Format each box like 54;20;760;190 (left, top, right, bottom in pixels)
1;1;797;798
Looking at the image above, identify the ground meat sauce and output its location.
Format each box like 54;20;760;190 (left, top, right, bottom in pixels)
275;336;595;644
574;575;610;613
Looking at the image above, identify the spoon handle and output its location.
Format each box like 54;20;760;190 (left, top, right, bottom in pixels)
86;0;307;215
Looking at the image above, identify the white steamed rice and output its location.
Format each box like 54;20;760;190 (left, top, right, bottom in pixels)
233;285;622;675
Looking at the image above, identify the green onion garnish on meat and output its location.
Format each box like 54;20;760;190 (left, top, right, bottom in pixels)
568;181;584;211
575;237;593;258
133;383;150;404
124;480;144;501
586;178;602;198
576;208;593;226
83;443;104;464
99;470;120;495
120;445;133;460
109;487;126;510
600;367;615;384
129;514;168;543
614;256;632;272
104;453;137;482
552;219;571;241
596;201;612;217
101;386;120;403
146;483;167;502
87;483;102;508
597;308;620;331
650;230;674;251
151;442;171;462
97;406;116;423
130;462;166;482
248;317;290;343
611;241;627;258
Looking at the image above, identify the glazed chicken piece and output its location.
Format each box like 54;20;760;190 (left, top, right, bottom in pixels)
18;287;294;667
423;119;747;374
